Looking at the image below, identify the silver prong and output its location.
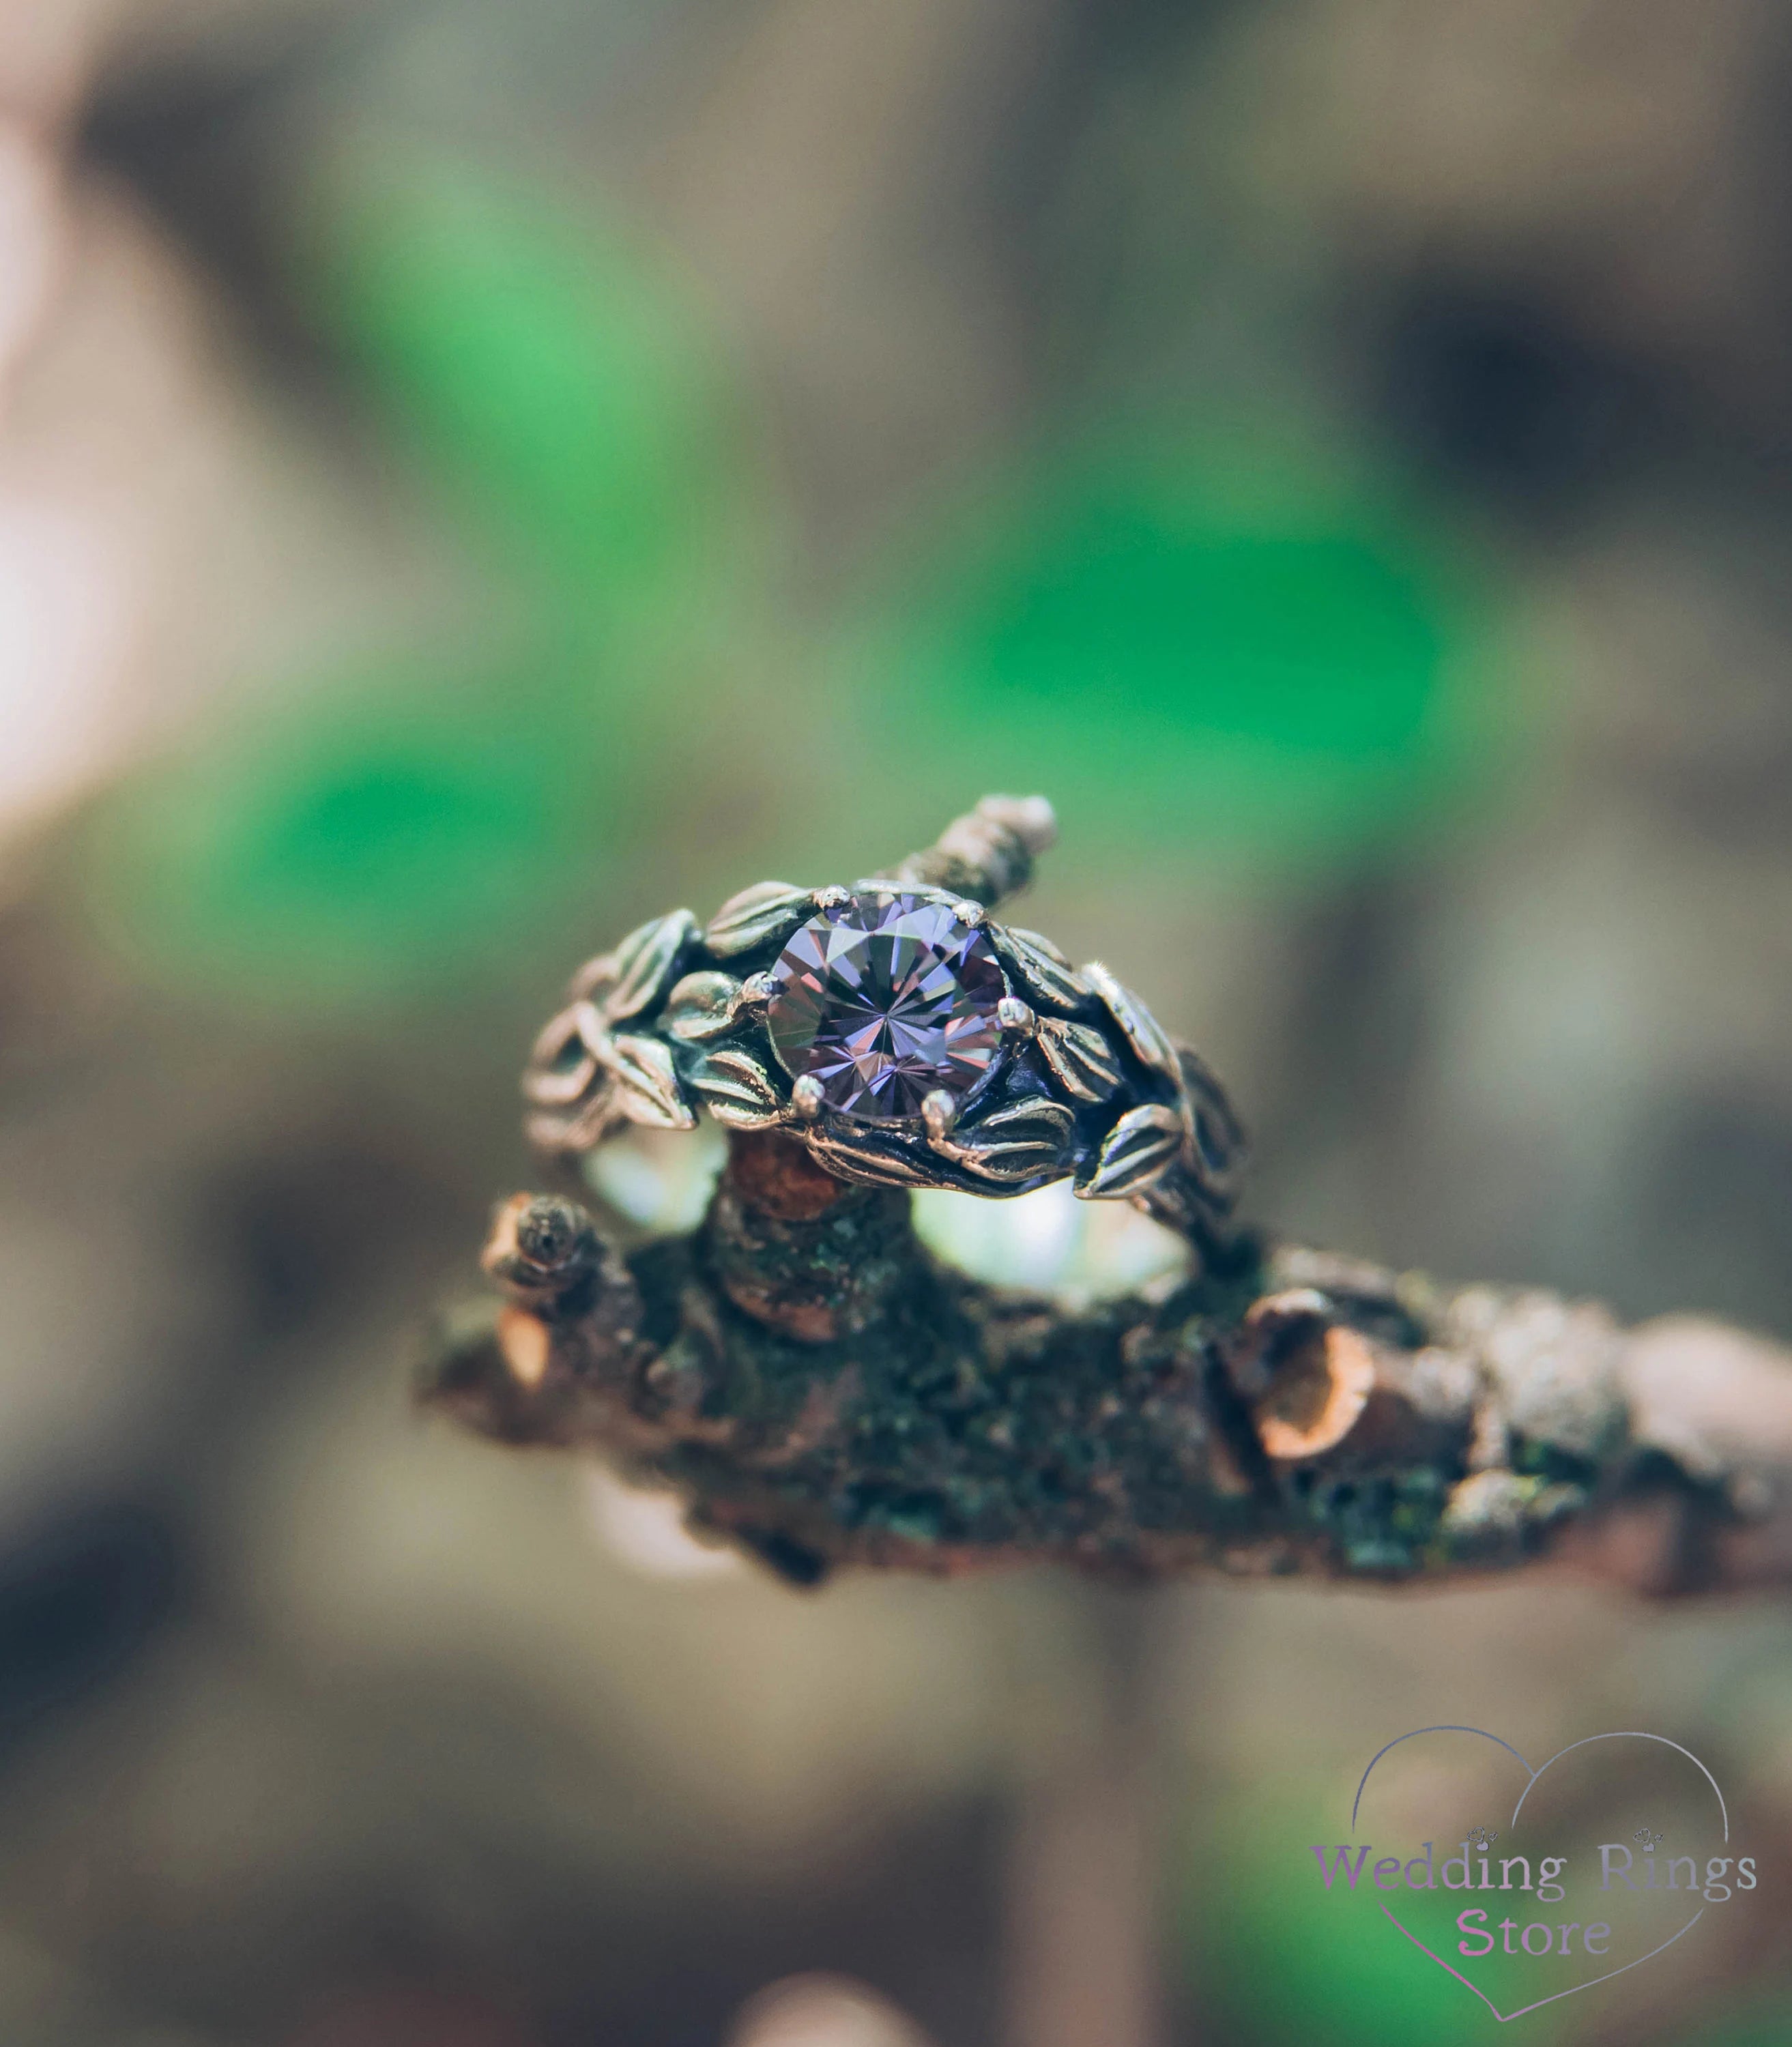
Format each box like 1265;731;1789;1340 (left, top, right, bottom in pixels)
922;1089;958;1140
740;970;773;1010
997;996;1037;1036
792;1074;825;1121
813;885;850;910
952;898;985;927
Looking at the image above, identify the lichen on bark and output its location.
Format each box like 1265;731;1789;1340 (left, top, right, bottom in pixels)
425;1131;1792;1593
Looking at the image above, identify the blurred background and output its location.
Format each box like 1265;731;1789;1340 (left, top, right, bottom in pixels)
3;1;1792;2042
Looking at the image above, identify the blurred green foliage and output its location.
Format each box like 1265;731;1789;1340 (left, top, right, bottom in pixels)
89;665;609;1002
84;155;1517;1011
86;156;769;1007
308;153;763;642
1181;1785;1567;2044
861;423;1512;869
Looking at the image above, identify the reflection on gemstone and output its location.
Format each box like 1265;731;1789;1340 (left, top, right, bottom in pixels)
765;890;1005;1120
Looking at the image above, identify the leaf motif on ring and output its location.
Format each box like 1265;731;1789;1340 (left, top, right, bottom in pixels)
525;1081;623;1153
601;1032;697;1131
664;970;747;1041
705;882;815;958
989;925;1090;1014
604;910;697;1021
932;1097;1075;1184
689;1047;786;1129
1084;963;1179;1081
1076;1102;1184;1200
523;1004;600;1106
1035;1017;1125;1102
570;998;614;1061
1178;1045;1248;1197
804;1127;938;1189
566;949;619;1003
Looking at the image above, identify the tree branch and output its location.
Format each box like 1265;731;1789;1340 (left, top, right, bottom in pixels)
423;1133;1792;1594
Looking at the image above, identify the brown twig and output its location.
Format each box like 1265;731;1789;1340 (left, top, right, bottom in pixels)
423;1131;1792;1595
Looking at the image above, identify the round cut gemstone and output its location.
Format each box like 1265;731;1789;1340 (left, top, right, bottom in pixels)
765;890;1005;1120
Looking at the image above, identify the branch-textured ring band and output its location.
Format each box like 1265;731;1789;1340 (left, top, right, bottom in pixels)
522;796;1246;1238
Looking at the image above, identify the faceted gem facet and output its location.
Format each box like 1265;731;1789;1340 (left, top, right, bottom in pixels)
765;890;1005;1120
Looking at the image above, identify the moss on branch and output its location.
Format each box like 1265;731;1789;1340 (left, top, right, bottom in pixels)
424;1133;1792;1593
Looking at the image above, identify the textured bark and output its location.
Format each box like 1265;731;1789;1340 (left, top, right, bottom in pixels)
424;1132;1792;1593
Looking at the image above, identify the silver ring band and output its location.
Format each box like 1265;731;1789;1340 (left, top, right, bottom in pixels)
523;796;1246;1238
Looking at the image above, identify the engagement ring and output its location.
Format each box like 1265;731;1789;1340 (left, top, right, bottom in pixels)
523;797;1245;1239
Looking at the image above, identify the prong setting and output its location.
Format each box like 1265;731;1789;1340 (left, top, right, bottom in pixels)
521;797;1245;1232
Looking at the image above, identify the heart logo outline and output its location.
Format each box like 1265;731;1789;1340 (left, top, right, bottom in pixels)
1352;1727;1726;2024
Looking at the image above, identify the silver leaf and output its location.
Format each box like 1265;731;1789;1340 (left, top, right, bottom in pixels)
690;1046;786;1129
705;882;815;958
664;970;747;1041
1133;1169;1201;1236
936;1096;1075;1185
989;925;1090;1013
1077;1102;1183;1200
1035;1017;1125;1102
805;1127;938;1189
523;1004;601;1106
604;910;697;1021
525;1078;623;1152
571;999;613;1060
566;949;618;1004
1179;1046;1249;1204
1084;963;1179;1079
601;1032;697;1130
1011;923;1071;964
